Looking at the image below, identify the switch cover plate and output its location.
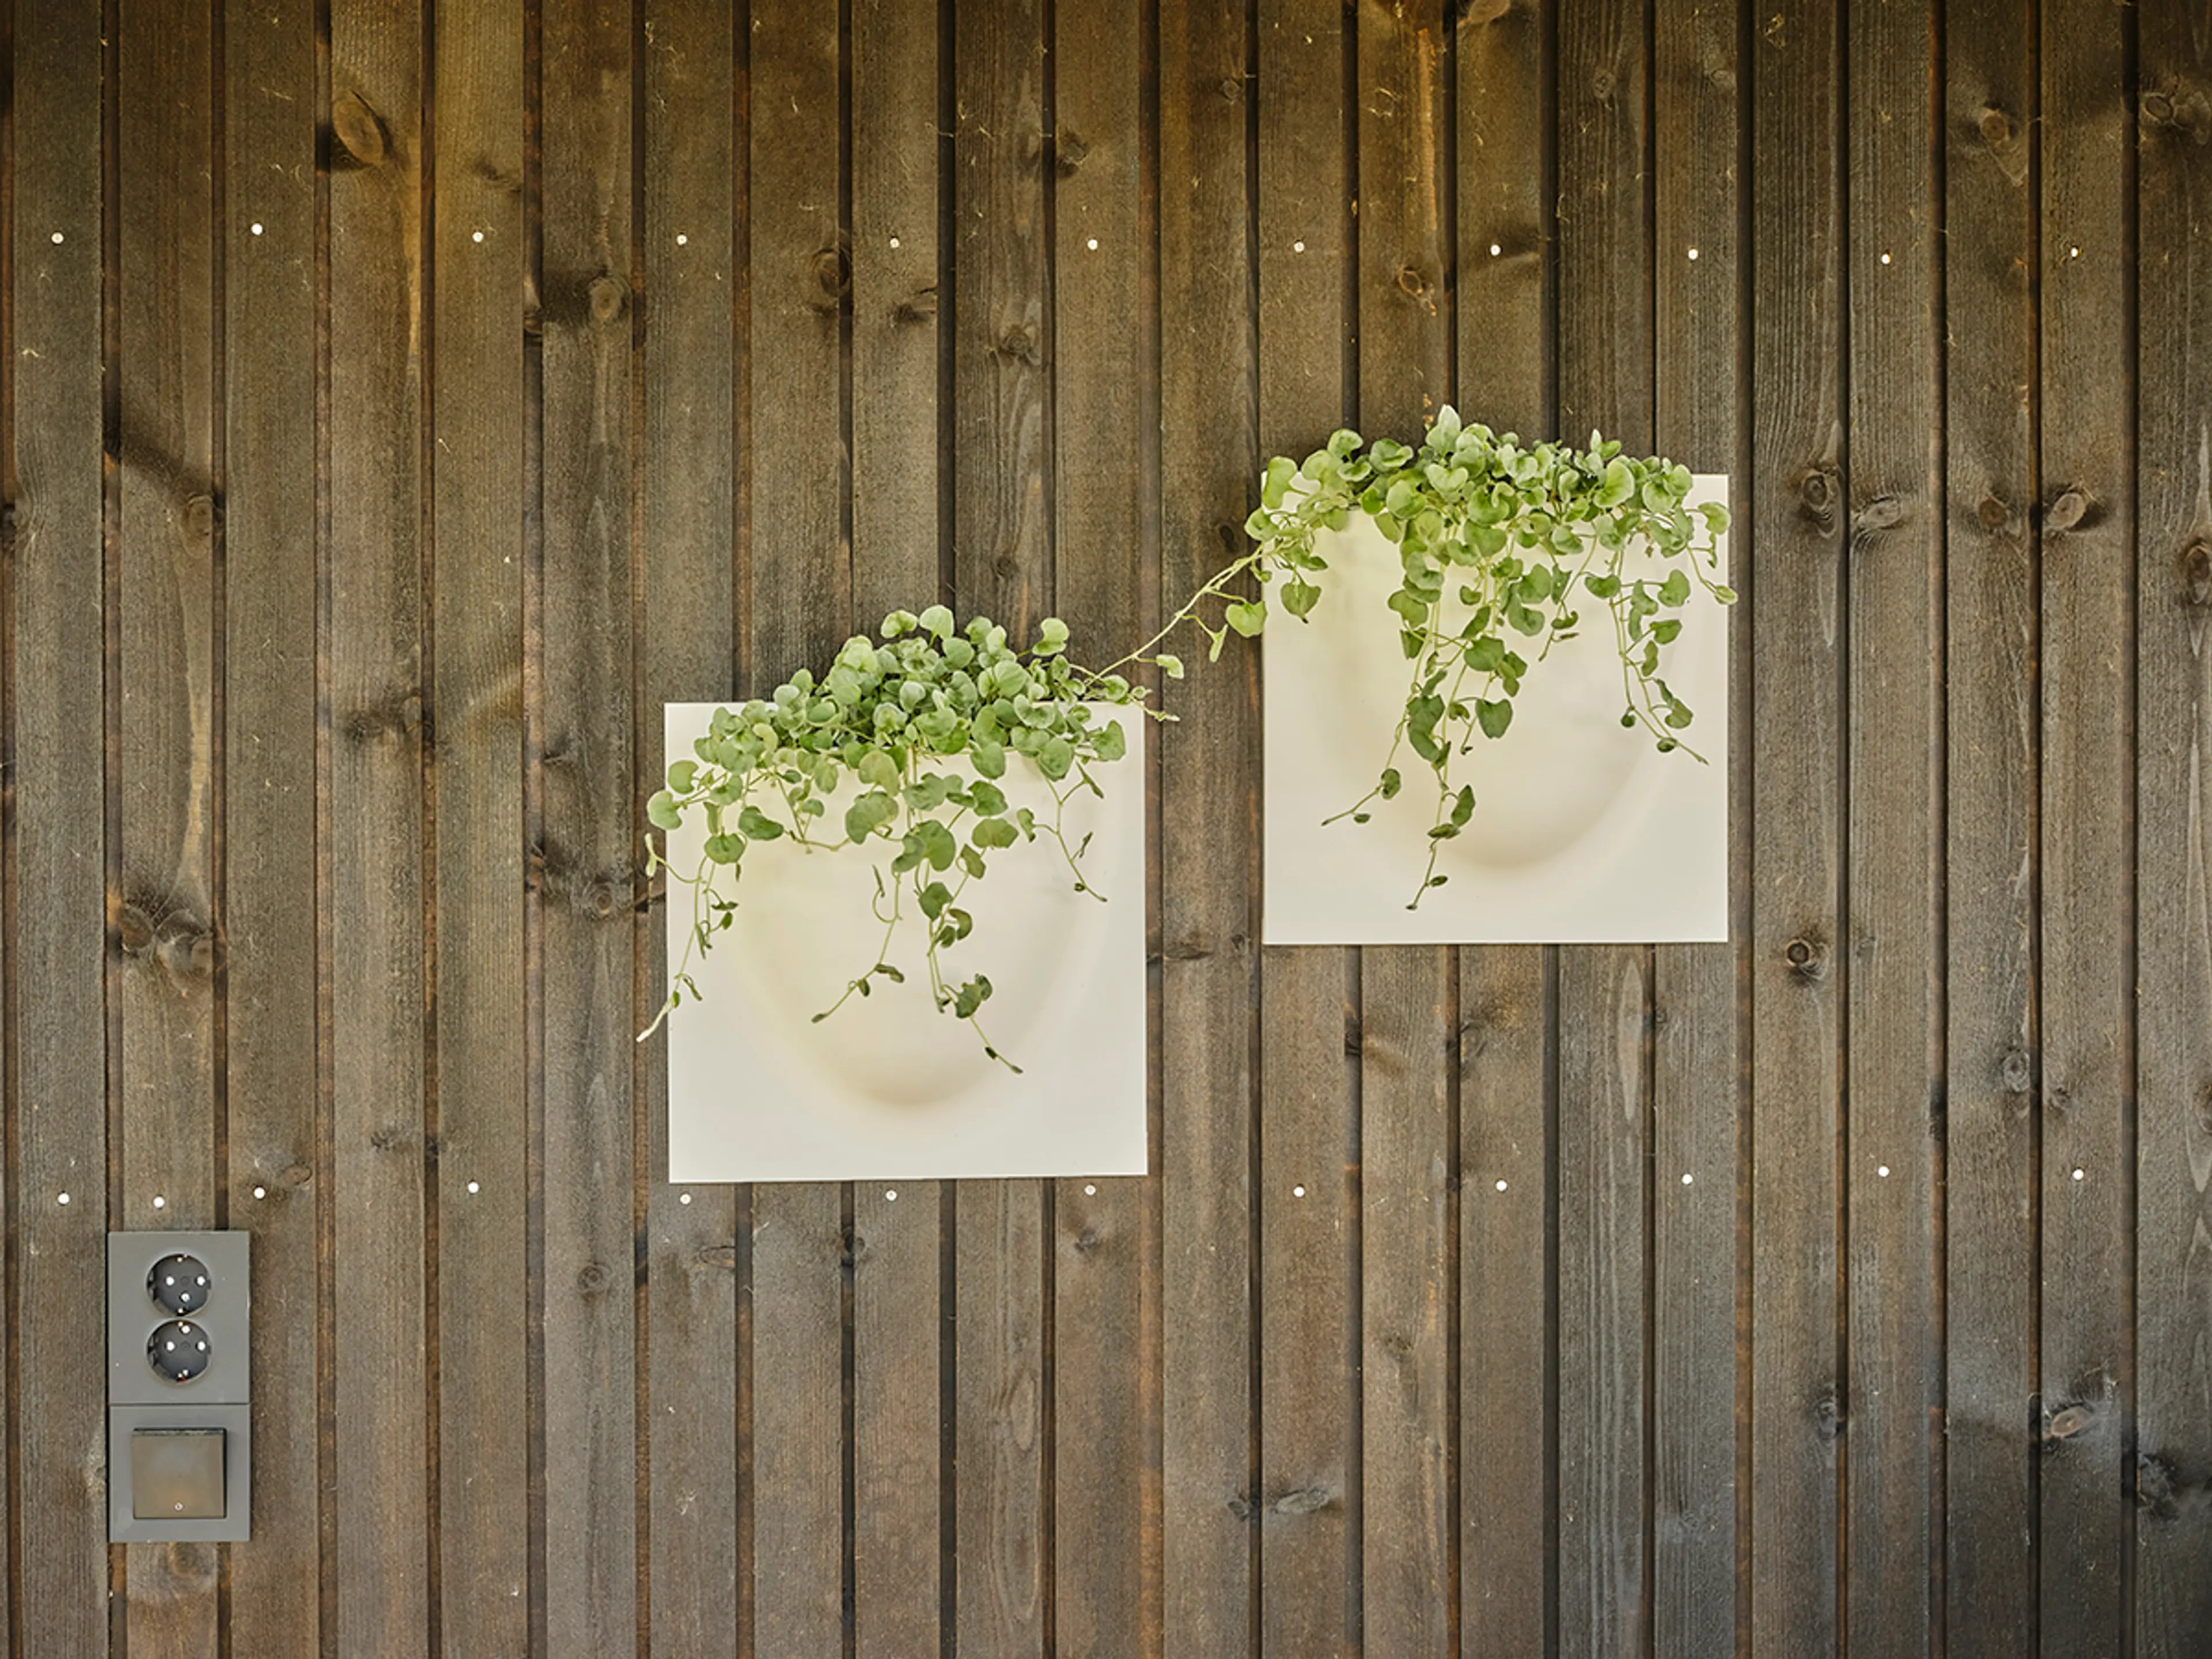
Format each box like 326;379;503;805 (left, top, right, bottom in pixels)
108;1231;252;1541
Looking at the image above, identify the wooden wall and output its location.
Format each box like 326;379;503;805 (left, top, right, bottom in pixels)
2;0;2207;1653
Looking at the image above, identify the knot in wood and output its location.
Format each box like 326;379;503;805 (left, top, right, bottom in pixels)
183;493;217;540
1978;105;2014;146
693;1243;738;1272
992;551;1024;582
1162;932;1213;961
118;904;156;953
588;275;627;324
2045;488;2089;532
2136;1452;2179;1515
1071;1228;1101;1255
1796;466;1838;525
1589;65;1617;101
1998;1046;2033;1094
1218;77;1243;103
812;245;851;300
2142;90;2176;126
1854;494;1906;534
587;880;620;920
1396;263;1431;298
1056;131;1090;177
995;324;1040;366
1976;493;2009;530
332;89;388;166
2181;539;2211;608
1270;1485;1334;1517
1812;1388;1844;1444
575;1260;611;1295
2046;1403;2094;1441
1783;935;1825;980
893;287;939;324
280;1162;314;1188
177;932;217;979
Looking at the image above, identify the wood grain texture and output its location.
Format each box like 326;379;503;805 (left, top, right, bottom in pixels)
1943;0;2039;1649
1452;5;1554;1648
1050;1;1154;1650
953;0;1049;641
221;0;323;1645
1156;0;1259;1649
1457;949;1552;1657
430;0;531;1641
540;0;639;1648
957;1179;1050;1658
1455;0;1552;441
2132;1;2212;1649
744;0;851;1651
639;0;742;1649
1353;9;1453;1656
853;1181;944;1659
118;0;223;1644
1554;1;1653;1649
849;2;946;1653
1841;0;1943;1653
1257;949;1357;1659
10;0;115;1649
2035;3;2134;1651
327;2;433;1650
1256;3;1355;1653
1651;3;1739;1649
1747;0;1846;1649
951;3;1052;1653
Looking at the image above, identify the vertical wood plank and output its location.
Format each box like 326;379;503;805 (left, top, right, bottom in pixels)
953;0;1048;643
639;0;741;1649
849;0;946;1653
222;0;322;1645
1651;1;1740;1649
540;0;639;1648
1554;0;1653;1648
1257;948;1358;1659
953;1;1051;1653
744;0;850;1649
853;1180;944;1659
430;0;531;1641
1841;0;1944;1650
327;3;432;1650
1156;0;1259;1649
10;0;113;1649
117;0;222;1641
1452;2;1555;1647
1256;1;1355;1652
1050;0;1154;1650
1353;7;1452;1657
1457;953;1552;1658
1747;0;1846;1647
2131;0;2212;1649
2036;3;2133;1651
1554;948;1647;1659
1942;0;2039;1647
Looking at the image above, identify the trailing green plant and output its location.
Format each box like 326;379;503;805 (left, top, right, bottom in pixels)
644;407;1732;1059
642;608;1144;1067
1198;409;1736;905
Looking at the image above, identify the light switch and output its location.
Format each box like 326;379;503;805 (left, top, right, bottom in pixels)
132;1428;227;1520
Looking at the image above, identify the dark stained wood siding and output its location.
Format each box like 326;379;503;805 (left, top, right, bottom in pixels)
1;1;2203;1653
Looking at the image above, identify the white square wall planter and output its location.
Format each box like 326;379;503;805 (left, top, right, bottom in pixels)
1263;475;1732;946
661;702;1149;1183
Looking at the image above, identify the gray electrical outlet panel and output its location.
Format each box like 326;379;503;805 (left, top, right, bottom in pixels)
108;1231;251;1542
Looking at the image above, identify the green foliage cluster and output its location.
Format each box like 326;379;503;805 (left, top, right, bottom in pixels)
1221;410;1735;903
645;408;1733;1058
643;607;1135;1065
